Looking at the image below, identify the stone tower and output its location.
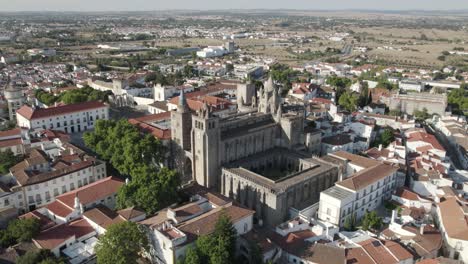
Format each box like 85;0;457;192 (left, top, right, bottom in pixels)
171;90;192;151
236;81;256;106
4;78;25;121
191;104;220;188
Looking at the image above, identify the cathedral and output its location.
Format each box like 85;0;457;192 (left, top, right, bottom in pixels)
171;77;339;226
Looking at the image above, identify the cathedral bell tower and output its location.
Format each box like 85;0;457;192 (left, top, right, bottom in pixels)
191;103;220;189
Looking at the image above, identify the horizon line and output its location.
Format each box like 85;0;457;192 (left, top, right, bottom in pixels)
1;8;468;13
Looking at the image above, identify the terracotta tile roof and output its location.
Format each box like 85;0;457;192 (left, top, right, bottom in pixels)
19;211;56;230
0;128;21;138
16;101;108;120
269;230;345;264
407;131;445;151
128;112;172;140
0;138;22;148
337;163;398;191
46;199;74;218
33;218;95;250
346;247;375;264
395;187;420;201
56;176;124;208
402;225;442;256
381;240;413;261
311;97;332;105
83;205;125;229
178;204;254;244
438;197;468;240
330;151;381;169
117;207;145;220
358;239;398;264
12;160;94;186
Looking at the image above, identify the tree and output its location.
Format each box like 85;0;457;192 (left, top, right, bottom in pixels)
248;241;263;264
447;87;468;116
380;129;395;147
338;91;359;112
0;149;22;174
182;212;238;264
117;166;180;214
84;119;179;214
388;109;402;117
183;65;194;78
17;249;63;264
358;82;370;107
0;218;40;248
181;247;202;264
95;221;148;264
414;108;430;122
343;214;356;231
361;211;383;231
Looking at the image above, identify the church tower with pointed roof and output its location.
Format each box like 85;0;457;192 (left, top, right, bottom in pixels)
171;91;192;151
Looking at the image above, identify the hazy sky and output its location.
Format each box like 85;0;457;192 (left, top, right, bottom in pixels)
0;0;467;12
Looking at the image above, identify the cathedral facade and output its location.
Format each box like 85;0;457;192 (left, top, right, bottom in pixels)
171;77;339;226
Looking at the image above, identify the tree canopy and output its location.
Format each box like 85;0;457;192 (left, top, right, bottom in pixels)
373;128;395;148
414;107;431;122
361;211;383;231
447;87;468;116
95;221;149;264
83;119;180;214
0;149;22;175
338;91;359;112
0;218;40;248
34;86;112;106
17;249;64;264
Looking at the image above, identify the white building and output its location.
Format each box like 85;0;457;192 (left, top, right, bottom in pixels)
27;48;56;57
153;84;194;102
0;143;107;213
399;80;424;92
318;152;398;227
16;101;109;133
196;46;228;58
436;196;468;263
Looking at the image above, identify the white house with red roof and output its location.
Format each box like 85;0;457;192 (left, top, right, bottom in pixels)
288;83;318;101
16;101;109;133
435;196;468;263
36;176;124;224
392;187;432;212
406;129;446;161
0;128;26;155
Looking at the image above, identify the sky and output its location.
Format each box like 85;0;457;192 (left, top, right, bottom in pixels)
0;0;467;12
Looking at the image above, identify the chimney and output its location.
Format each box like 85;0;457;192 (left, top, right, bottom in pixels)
419;224;426;235
378;144;383;151
391;210;396;224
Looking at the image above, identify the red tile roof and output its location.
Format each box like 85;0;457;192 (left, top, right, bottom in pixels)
0;138;22;148
0;128;21;138
16;101;108;120
438;197;468;240
358;239;398;264
395;187;420;201
33;218;95;250
56;176;124;208
337;163;398;191
407;131;445;151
